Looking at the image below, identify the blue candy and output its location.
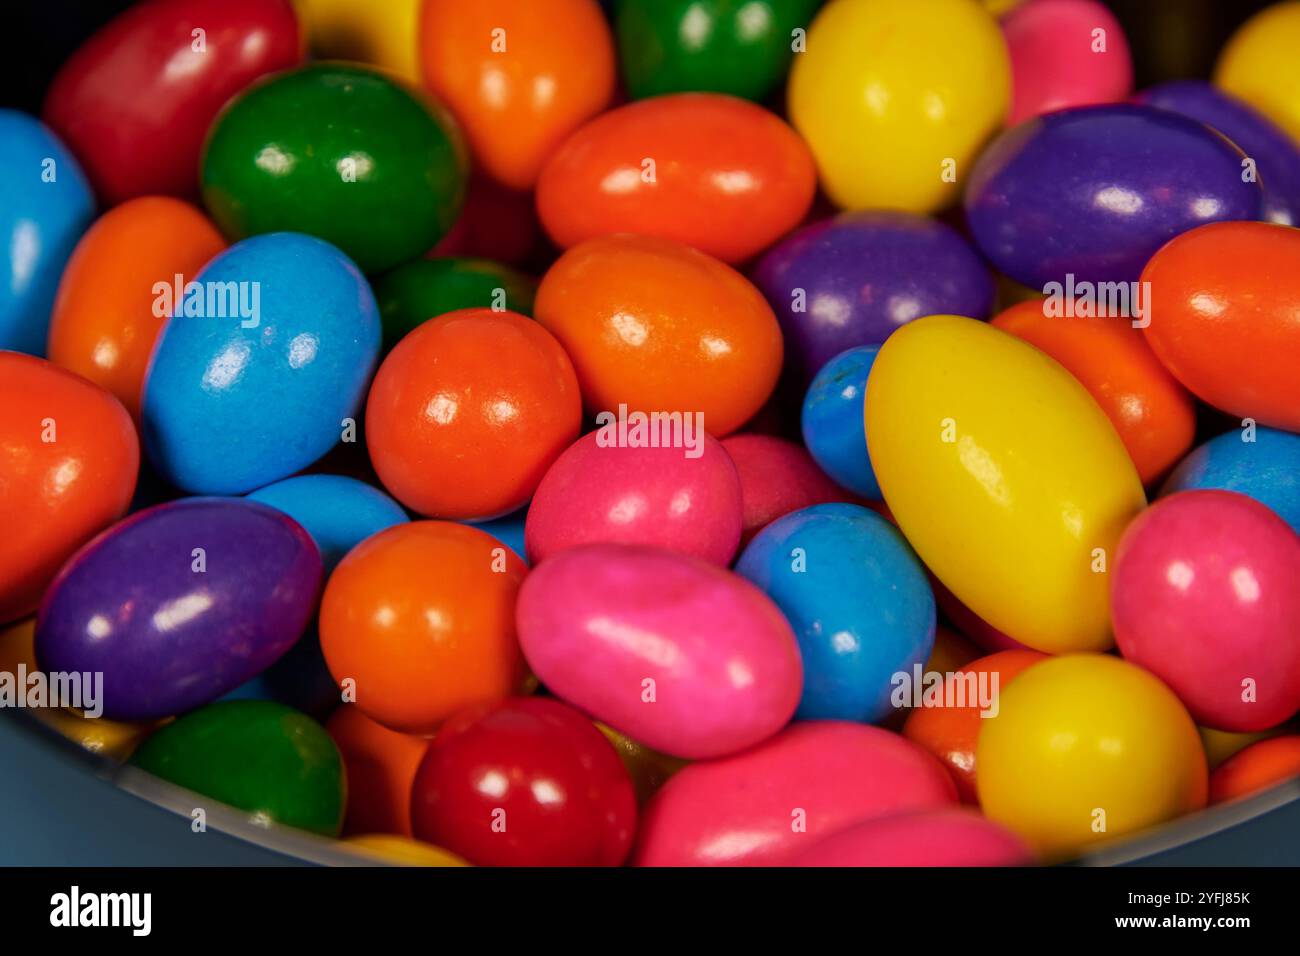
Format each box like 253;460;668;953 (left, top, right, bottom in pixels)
735;503;935;723
468;507;529;566
141;232;380;494
1161;426;1300;534
0;110;95;354
801;345;881;499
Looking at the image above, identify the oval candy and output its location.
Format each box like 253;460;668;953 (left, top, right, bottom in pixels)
1161;426;1300;535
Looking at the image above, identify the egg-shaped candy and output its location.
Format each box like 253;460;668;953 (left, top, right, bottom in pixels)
419;0;614;191
516;544;802;759
978;654;1207;859
129;700;344;837
294;0;422;83
1215;2;1300;144
411;697;637;867
326;704;428;837
865;315;1146;653
801;346;881;499
788;0;1010;213
788;809;1034;867
536;94;816;264
720;433;855;545
633;722;957;866
1;353;138;622
1209;736;1300;805
141;232;380;495
616;0;821;102
1112;491;1300;733
991;301;1196;484
36;498;322;721
374;258;537;352
46;197;226;419
1141;220;1300;433
0;111;94;355
201;63;467;274
535;234;783;437
42;0;302;204
366;309;581;520
319;522;527;735
1138;80;1300;227
1002;0;1132;126
965;104;1263;288
736;504;935;723
754;211;993;385
1162;426;1300;535
525;431;743;567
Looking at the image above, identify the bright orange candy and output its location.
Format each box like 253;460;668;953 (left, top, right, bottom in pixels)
318;521;528;735
418;0;615;190
534;234;783;436
1141;220;1300;432
902;649;1048;804
327;704;430;836
366;309;581;519
536;93;817;264
0;353;139;622
992;300;1197;485
46;197;226;421
1208;736;1300;805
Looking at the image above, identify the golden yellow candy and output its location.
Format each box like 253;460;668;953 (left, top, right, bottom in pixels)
977;655;1207;860
788;0;1010;212
1215;2;1300;145
864;315;1145;653
343;834;469;867
292;0;423;84
1199;726;1277;770
596;723;687;804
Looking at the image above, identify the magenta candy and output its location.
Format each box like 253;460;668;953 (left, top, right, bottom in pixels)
787;809;1034;867
1112;490;1300;732
525;430;743;566
1002;0;1133;126
632;722;957;866
516;543;802;760
720;433;855;545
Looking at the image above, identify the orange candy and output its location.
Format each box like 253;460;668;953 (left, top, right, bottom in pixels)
1208;736;1300;805
318;521;528;735
327;704;430;837
534;234;783;436
991;300;1196;485
902;649;1047;804
537;93;817;264
365;309;581;519
46;197;226;421
418;0;615;191
1141;220;1300;432
0;353;138;622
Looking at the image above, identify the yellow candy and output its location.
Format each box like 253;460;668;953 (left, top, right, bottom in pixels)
343;834;469;867
292;0;423;84
864;315;1145;653
788;0;1010;212
596;723;688;805
1215;2;1300;145
1199;726;1278;770
977;655;1207;860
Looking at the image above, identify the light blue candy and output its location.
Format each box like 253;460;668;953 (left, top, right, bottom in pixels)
142;232;380;494
467;507;528;566
1161;426;1300;534
0;110;95;354
735;502;935;723
801;345;880;499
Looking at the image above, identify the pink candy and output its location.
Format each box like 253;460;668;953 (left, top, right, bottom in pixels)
719;433;854;546
787;809;1034;867
1112;490;1300;732
516;543;802;760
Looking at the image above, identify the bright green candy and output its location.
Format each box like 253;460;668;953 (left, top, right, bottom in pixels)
201;63;467;274
130;701;346;837
616;0;822;101
374;258;539;350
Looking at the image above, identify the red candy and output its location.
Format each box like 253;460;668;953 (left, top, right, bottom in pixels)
787;809;1034;867
720;433;856;545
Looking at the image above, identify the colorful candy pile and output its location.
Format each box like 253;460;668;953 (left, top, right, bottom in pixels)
3;0;1300;867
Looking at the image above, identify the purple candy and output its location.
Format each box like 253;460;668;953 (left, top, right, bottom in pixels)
964;104;1264;288
1136;80;1300;227
35;498;322;722
753;211;993;384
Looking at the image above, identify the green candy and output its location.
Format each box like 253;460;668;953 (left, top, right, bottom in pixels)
201;63;468;274
130;701;346;837
375;258;539;350
617;0;823;101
